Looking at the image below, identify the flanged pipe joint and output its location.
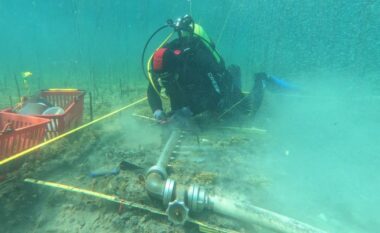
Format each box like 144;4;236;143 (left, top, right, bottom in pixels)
186;184;210;212
146;170;211;225
146;175;212;224
145;130;211;225
163;183;211;225
163;178;176;206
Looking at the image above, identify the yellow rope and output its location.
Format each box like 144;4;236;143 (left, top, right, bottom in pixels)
24;178;238;233
132;113;156;122
217;95;248;120
24;178;165;215
0;97;147;166
132;113;266;134
215;0;235;46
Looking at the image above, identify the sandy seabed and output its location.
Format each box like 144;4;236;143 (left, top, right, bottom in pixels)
0;91;273;233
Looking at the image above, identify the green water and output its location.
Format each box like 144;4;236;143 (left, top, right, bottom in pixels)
0;1;379;232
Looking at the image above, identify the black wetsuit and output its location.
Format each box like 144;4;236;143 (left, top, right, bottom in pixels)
147;36;242;116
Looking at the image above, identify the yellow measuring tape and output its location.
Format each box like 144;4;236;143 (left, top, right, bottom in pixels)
0;97;147;166
47;88;79;92
25;178;239;233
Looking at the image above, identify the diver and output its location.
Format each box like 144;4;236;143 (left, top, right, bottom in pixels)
143;15;290;125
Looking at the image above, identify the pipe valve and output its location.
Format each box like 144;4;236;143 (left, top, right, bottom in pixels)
166;200;189;225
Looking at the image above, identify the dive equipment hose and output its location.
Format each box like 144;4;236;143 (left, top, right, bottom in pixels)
146;32;174;99
141;24;169;81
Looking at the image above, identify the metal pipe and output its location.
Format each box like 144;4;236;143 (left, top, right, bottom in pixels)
156;130;181;174
209;195;327;233
147;130;181;179
145;130;326;232
145;172;166;199
145;130;181;199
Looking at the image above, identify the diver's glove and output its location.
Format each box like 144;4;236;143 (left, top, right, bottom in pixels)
153;109;166;122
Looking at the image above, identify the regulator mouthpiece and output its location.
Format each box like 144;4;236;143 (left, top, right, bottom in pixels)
166;19;174;27
168;15;194;32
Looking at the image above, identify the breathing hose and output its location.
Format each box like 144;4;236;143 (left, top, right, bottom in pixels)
146;32;174;98
141;24;170;82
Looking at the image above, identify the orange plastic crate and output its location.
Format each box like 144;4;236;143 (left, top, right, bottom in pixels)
0;111;50;160
3;89;85;140
38;89;85;139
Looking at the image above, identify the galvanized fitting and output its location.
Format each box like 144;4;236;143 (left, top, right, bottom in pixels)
162;178;176;206
146;165;167;179
186;184;210;212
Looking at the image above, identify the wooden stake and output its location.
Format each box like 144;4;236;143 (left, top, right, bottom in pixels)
14;74;21;101
89;92;93;121
8;96;13;107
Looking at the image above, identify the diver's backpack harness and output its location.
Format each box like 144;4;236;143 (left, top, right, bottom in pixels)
141;15;224;99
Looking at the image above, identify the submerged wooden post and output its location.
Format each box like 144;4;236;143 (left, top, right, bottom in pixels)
8;96;13;108
119;78;123;97
89;91;93;121
14;74;21;101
